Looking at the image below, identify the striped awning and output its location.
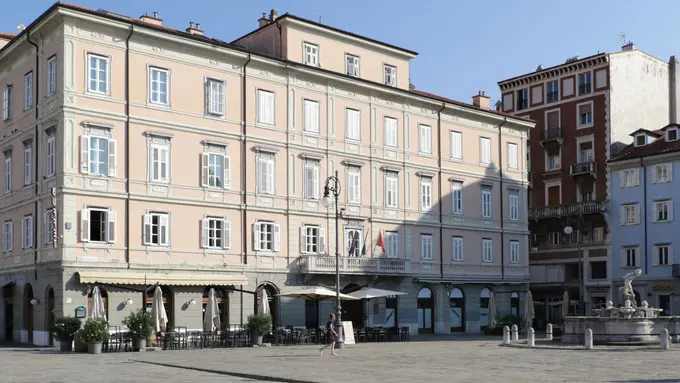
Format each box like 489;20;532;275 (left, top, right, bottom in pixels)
75;270;248;286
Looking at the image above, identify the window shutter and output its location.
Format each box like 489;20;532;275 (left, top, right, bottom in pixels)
274;224;281;251
303;101;311;131
670;246;674;265
652;203;658;223
313;166;319;199
204;79;210;113
619;206;625;225
253;222;261;251
394;234;399;259
311;101;319;132
266;160;275;194
635;204;641;224
108;139;116;177
619;171;626;188
669;163;674;181
201;218;209;248
81;208;89;242
619;249;626;267
80;136;89;173
107;211;116;243
201;153;209;186
300;226;306;253
143;214;152;245
652;166;658;183
669;200;674;222
653;247;659;266
23;148;31;185
223;220;231;249
148;146;154;181
223;156;231;189
319;228;326;253
160;214;169;246
7;223;11;252
43;212;49;245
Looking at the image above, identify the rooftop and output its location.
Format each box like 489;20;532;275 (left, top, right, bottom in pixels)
497;53;607;86
609;124;680;162
0;32;16;40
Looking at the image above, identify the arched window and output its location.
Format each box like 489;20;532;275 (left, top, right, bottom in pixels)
417;287;434;334
449;288;465;332
510;292;520;317
479;288;491;330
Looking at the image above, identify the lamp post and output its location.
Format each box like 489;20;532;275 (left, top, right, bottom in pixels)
321;170;344;349
564;219;585;315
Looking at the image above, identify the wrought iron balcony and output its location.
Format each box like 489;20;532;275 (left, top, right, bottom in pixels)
530;227;606;250
529;200;607;220
540;127;563;143
297;255;411;275
570;161;597;177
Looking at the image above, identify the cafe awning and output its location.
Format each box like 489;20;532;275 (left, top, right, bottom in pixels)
75;270;248;286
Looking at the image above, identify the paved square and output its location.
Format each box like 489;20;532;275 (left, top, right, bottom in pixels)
2;337;679;382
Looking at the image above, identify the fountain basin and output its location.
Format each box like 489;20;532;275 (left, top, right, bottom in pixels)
563;316;680;345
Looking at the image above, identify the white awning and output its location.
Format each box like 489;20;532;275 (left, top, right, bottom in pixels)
76;270;248;286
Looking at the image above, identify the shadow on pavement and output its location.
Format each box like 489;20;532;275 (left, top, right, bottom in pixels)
134;360;318;383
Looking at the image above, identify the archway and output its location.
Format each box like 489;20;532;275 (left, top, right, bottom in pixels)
417;287;434;334
203;287;227;331
23;284;34;343
449;287;465;332
87;286;109;320
341;284;364;329
46;287;55;346
479;287;491;331
510;292;520;317
255;283;279;329
3;282;15;341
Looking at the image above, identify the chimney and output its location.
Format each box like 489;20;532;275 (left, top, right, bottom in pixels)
472;91;490;110
140;12;163;26
186;21;204;36
622;41;636;51
270;9;278;21
409;82;415;91
258;12;270;28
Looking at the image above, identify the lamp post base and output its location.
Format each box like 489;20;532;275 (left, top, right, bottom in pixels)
335;320;344;349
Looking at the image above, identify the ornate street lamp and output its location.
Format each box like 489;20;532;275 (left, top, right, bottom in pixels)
321;170;344;349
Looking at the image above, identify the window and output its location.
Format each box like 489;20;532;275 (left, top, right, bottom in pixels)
420;177;432;211
81;136;116;176
149;144;169;183
450;131;462;160
452;181;463;215
23;146;31;186
482;238;493;263
509;190;519;221
149;67;169;105
590;261;607;279
578;72;592;95
547;154;560;171
347;168;361;204
346;54;360;77
507;143;518;169
384;117;398;147
385;231;399;258
47;56;57;97
301;224;324;254
654;163;672;183
303;99;320;133
257;89;275;125
201;152;230;189
345;228;362;257
2;86;11;120
452;236;463;262
87;54;109;94
579;141;593;163
621;203;638;225
548;232;561;246
254;221;279;252
43;209;55;246
655;244;671;266
206;79;225;116
623;247;638;267
303;162;320;199
653;200;672;222
2;221;12;252
667;128;679;142
24;72;33;110
21;215;33;249
3;153;10;193
384;65;396;86
81;208;116;243
345;108;360;140
516;88;528;110
202;216;231;249
143;212;169;246
481;186;492;218
509;240;520;264
635;134;647;146
578;103;593;127
46;135;56;177
421;234;433;260
257;156;274;194
303;42;319;66
480;137;491;164
385;172;398;208
419;124;432;154
621;169;639;188
546;80;559;103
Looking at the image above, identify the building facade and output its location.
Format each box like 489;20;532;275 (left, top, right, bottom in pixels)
609;124;680;315
497;44;680;326
0;4;532;345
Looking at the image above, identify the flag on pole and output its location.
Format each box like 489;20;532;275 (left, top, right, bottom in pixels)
360;231;369;256
376;230;385;253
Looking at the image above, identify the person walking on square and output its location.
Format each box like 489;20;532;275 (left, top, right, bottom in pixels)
320;313;339;356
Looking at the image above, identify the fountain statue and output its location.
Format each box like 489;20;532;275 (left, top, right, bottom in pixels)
618;269;642;308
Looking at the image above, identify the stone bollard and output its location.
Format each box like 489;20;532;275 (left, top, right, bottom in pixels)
661;329;670;350
546;323;553;341
511;324;519;341
585;328;593;350
502;326;510;345
527;327;535;347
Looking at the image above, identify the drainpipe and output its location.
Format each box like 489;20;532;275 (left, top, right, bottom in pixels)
124;26;134;268
497;117;508;280
641;157;648;275
437;102;445;279
27;31;39;280
241;54;252;266
276;22;283;59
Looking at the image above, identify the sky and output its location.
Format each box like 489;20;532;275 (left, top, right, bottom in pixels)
2;0;679;106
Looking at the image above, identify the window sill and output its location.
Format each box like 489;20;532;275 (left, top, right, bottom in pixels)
452;260;465;264
82;242;113;248
203;247;227;253
148;101;171;108
256;251;276;257
144;245;171;250
653;220;672;224
85;91;111;99
577;124;594;130
303;130;320;135
206;112;225;118
449;157;463;162
149;179;170;185
256;121;275;127
419;258;435;263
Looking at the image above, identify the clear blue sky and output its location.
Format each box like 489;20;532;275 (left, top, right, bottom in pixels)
3;0;677;106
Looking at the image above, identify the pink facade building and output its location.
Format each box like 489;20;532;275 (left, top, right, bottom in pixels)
0;4;532;344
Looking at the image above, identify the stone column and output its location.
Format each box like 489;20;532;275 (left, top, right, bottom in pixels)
546;323;553;341
511;324;518;341
502;326;510;345
527;328;535;347
585;328;593;350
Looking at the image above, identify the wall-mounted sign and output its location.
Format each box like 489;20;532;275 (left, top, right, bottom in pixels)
653;284;674;291
75;306;87;318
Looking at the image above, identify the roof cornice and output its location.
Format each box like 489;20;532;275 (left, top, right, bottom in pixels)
498;54;608;91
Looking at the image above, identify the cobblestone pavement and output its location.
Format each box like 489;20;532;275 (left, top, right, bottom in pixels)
4;337;680;382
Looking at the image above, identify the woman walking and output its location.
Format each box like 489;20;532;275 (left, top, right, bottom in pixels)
319;313;339;356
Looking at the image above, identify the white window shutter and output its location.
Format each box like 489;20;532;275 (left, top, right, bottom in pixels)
43;212;49;245
201;153;209;186
653;247;659;266
201;218;209;248
107;211;116;243
204;79;210;113
669;163;674;181
635;168;640;185
620;171;625;188
223;156;231;189
143;214;152;245
108;139;116;177
652;167;658;183
669;200;674;221
635;204;641;224
81;208;89;242
313;166;319;199
80;136;89;173
619;206;625;225
274;223;281;251
300;226;306;253
394;234;399;259
27;216;33;248
7;223;11;252
24;148;31;185
160;214;169;246
253;223;261;251
319;228;326;253
652;203;658;223
148;147;154;181
670;246;674;265
267;160;275;193
223;220;231;249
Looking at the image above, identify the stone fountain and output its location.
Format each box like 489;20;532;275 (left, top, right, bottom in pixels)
562;268;678;345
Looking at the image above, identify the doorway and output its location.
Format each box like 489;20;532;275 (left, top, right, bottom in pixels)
341;284;364;329
46;287;55;346
510;292;520;317
385;296;398;328
479;288;491;331
255;283;279;328
24;284;34;343
449;288;465;332
659;294;671;316
417;287;434;334
3;282;14;342
202;287;227;331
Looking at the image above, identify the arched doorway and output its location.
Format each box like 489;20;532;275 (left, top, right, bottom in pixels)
417;287;434;334
341;284;364;329
3;282;15;341
146;286;174;328
449;287;465;332
255;283;279;329
510;292;520;317
479;288;491;331
87;286;109;320
23;284;34;344
203;287;227;331
46;287;55;346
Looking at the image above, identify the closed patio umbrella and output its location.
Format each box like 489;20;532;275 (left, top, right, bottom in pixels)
561;290;570;319
524;291;535;330
203;288;220;332
259;289;270;315
152;286;168;332
89;286;106;321
488;292;497;329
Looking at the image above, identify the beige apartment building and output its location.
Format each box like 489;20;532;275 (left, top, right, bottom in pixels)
0;3;533;345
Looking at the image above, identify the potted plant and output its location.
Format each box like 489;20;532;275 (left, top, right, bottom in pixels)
246;313;272;346
52;316;82;352
122;310;154;351
82;317;109;354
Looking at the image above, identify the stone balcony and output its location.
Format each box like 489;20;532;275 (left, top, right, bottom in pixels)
441;264;530;282
297;255;411;275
